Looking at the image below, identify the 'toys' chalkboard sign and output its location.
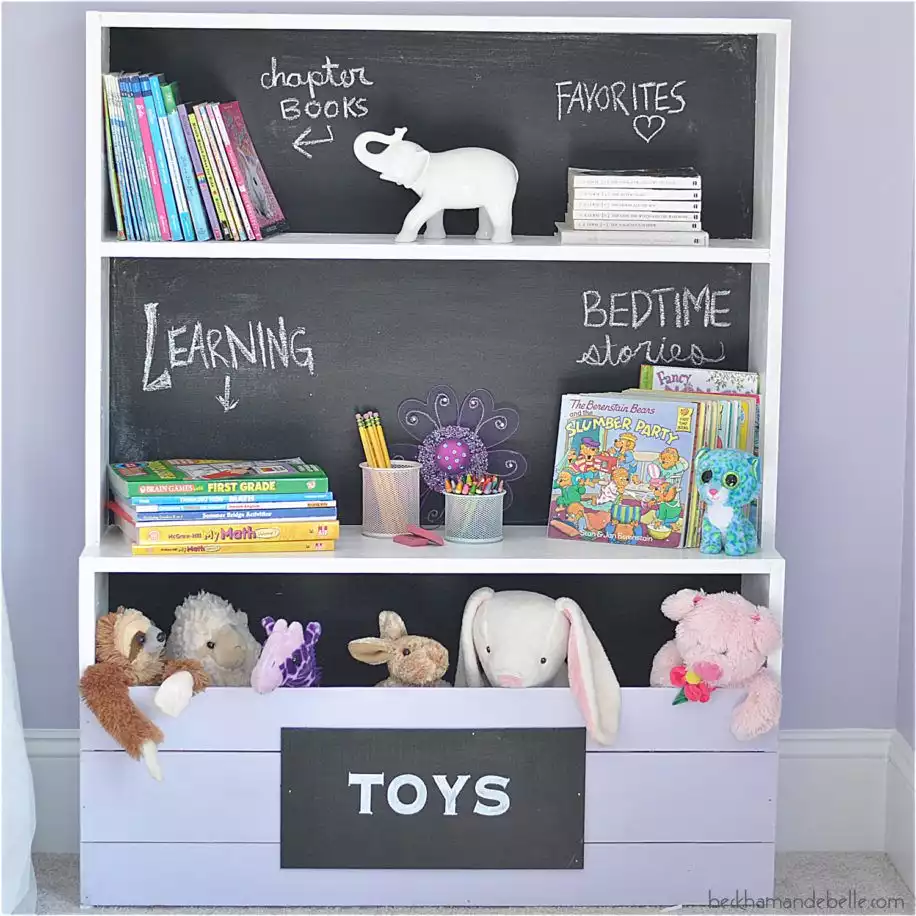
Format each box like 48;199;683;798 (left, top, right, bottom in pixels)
280;727;586;869
109;29;757;238
109;259;751;525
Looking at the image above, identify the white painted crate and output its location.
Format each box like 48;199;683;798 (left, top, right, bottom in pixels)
81;687;777;907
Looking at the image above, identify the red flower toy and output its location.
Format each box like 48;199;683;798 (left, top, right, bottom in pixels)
670;661;722;705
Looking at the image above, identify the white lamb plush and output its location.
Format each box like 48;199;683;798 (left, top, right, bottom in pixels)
166;591;261;687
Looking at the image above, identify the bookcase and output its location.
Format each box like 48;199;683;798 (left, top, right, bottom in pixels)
81;11;790;907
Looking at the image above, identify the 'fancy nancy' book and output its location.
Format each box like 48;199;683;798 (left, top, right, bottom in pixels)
547;393;699;549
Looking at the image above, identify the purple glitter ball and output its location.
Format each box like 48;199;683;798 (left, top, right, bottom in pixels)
435;437;471;473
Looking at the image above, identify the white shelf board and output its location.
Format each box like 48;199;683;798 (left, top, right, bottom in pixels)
98;233;771;264
81;526;784;575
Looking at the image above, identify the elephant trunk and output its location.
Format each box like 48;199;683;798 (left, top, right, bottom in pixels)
353;127;407;171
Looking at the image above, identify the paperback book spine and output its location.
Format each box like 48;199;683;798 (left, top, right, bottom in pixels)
571;175;701;189
131;492;333;506
150;75;194;240
188;110;231;238
105;76;142;241
214;103;262;239
179;105;222;240
139;75;182;239
119;75;158;240
556;225;709;246
131;539;337;555
570;198;701;212
123;477;330;498
162;85;211;241
130;76;171;239
568;217;703;231
133;519;341;544
101;80;127;239
125;506;338;523
195;103;242;240
571;187;702;201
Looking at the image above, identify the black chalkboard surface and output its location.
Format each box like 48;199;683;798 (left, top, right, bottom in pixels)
281;727;585;869
109;29;757;238
109;258;750;525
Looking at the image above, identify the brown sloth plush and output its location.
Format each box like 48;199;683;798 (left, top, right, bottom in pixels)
79;607;209;781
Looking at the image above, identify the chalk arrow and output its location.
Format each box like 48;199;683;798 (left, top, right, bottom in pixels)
216;375;239;412
293;125;334;158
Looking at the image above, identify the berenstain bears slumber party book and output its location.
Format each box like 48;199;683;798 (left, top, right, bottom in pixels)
548;393;699;549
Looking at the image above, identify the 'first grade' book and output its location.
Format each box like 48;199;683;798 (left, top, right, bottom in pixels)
109;459;328;498
547;393;698;549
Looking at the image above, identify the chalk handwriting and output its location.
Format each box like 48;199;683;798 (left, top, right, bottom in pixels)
261;56;373;123
554;80;687;142
577;336;727;369
574;284;730;369
581;286;732;330
141;302;315;409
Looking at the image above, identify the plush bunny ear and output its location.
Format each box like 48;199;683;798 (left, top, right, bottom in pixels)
455;587;494;687
348;637;391;666
556;597;621;746
378;611;407;641
661;588;704;621
287;621;305;644
751;607;781;655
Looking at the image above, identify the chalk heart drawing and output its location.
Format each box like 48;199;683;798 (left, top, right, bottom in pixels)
633;114;666;143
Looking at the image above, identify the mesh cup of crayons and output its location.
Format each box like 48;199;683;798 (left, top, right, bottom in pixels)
356;411;420;538
443;475;506;544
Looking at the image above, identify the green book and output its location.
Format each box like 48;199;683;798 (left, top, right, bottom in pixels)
109;459;329;499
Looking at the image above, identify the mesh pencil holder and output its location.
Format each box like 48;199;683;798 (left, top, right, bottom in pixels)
444;492;505;544
360;461;421;538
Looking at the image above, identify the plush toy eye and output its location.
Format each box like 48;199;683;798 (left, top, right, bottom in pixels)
206;640;215;650
136;632;146;646
700;470;713;483
724;473;740;488
402;647;410;657
486;646;491;653
540;657;547;664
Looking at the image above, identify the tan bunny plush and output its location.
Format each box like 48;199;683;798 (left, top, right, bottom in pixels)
348;611;451;687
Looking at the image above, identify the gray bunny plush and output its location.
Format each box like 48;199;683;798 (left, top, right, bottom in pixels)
348;611;451;687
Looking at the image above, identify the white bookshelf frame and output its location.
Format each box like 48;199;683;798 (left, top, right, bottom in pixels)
81;11;790;907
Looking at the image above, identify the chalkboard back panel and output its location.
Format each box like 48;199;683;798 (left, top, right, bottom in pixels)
108;571;741;688
109;258;750;525
109;29;757;238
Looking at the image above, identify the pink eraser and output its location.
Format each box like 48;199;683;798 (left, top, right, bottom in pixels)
407;525;444;546
393;534;431;548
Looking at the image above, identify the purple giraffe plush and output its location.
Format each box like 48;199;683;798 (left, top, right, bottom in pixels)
250;617;322;693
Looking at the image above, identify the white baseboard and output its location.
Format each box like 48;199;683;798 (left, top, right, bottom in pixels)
777;728;893;852
25;727;908;858
25;729;79;855
885;731;915;892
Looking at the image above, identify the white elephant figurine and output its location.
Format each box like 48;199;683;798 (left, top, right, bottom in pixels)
455;587;621;745
353;127;518;243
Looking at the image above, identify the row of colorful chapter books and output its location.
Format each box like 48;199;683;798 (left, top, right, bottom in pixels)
102;73;287;242
547;365;759;550
107;459;337;555
556;168;707;246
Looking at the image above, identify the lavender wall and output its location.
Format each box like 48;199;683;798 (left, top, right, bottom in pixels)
2;1;913;732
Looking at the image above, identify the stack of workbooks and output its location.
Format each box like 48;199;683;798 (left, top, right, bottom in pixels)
107;459;338;555
556;168;706;246
102;73;287;242
547;366;759;550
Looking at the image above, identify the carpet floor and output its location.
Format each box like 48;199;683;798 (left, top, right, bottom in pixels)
32;852;914;915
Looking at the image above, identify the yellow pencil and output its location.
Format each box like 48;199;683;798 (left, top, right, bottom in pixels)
356;413;379;467
371;412;392;468
368;413;388;468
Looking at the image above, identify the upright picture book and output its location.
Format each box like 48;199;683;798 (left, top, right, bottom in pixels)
547;394;699;549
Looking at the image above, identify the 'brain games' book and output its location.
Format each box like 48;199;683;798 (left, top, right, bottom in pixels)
548;393;699;549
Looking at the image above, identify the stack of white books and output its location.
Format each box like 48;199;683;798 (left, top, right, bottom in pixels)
557;168;707;246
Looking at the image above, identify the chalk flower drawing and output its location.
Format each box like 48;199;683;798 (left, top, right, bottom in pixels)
391;385;528;524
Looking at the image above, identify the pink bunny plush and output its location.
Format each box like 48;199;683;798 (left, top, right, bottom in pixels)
649;589;782;740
